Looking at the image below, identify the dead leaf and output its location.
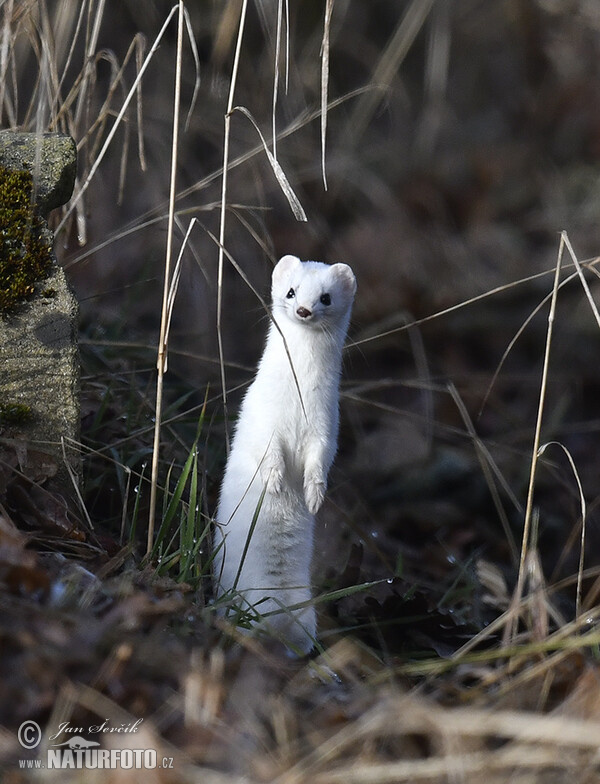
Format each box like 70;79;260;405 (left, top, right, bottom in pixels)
8;481;86;541
0;513;49;596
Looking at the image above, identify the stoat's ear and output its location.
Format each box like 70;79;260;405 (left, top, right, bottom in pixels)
273;254;301;284
331;263;357;299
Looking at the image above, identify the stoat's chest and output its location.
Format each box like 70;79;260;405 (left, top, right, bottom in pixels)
242;324;340;455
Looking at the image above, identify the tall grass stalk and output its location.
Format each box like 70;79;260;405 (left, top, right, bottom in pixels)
505;235;566;645
217;0;248;455
147;0;185;555
271;0;289;163
321;0;335;189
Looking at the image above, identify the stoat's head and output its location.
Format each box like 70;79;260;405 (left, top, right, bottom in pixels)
271;254;356;331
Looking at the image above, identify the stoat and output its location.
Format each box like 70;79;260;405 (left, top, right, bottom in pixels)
213;254;356;653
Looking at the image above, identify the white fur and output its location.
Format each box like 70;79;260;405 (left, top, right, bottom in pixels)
213;255;356;653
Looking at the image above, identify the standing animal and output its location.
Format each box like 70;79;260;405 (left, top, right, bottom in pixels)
213;254;356;653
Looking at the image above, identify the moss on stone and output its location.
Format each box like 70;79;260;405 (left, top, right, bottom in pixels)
0;164;53;315
0;401;33;428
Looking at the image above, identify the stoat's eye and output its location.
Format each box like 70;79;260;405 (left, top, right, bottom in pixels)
286;288;295;299
320;293;331;306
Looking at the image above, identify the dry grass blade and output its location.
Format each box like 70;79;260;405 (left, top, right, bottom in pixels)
350;257;600;349
134;28;147;167
278;691;600;784
34;9;56;136
61;437;94;533
52;1;88;118
0;0;16;127
504;234;566;645
416;0;451;156
538;441;587;618
230;105;308;221
147;0;185;555
321;0;335;189
164;218;200;349
477;268;582;419
405;319;434;451
557;236;600;612
313;748;574;784
72;0;107;130
448;382;519;564
184;648;225;727
442;590;600;678
346;0;435;146
182;5;201;129
563;231;600;328
523;509;551;642
270;0;287;162
56;3;181;235
84;84;369;251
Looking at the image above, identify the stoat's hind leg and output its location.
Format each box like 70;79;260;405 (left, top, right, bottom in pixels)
254;591;317;656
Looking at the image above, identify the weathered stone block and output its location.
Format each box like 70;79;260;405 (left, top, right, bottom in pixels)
0;132;79;496
0;131;77;217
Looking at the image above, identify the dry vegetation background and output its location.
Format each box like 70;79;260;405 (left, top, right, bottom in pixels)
4;0;600;781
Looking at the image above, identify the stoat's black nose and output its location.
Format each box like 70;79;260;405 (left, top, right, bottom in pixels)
296;306;312;319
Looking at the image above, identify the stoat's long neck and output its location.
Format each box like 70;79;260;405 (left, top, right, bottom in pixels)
259;319;345;412
267;313;346;368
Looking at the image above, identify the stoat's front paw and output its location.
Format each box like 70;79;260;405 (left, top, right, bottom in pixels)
261;459;284;495
304;474;326;514
268;465;284;494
